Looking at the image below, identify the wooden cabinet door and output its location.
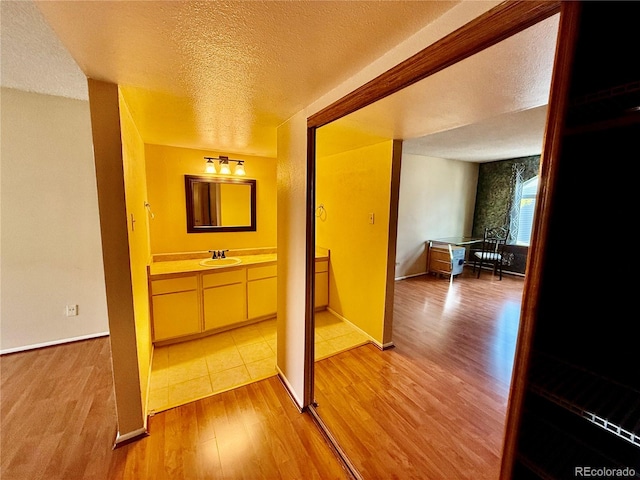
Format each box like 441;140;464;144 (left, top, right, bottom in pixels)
314;271;329;309
203;283;246;331
152;290;200;341
247;277;277;319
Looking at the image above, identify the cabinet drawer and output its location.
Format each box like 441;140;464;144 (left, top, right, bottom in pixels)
151;275;197;295
202;269;245;288
247;264;277;281
430;250;452;272
315;260;329;273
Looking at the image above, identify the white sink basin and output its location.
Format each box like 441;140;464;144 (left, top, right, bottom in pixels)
199;257;242;267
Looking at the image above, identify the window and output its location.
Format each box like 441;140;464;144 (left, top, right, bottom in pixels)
516;176;538;246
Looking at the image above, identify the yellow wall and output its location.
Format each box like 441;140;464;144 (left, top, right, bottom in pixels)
119;90;152;415
145;144;277;254
316;139;395;344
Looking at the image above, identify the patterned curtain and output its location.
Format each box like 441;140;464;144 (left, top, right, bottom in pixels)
507;163;525;245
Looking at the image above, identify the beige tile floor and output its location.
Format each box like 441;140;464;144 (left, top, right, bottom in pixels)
313;310;370;360
148;310;369;413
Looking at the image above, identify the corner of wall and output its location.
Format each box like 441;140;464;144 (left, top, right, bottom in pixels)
88;79;145;437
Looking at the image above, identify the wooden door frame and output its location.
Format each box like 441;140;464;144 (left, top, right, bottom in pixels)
498;3;581;477
303;0;563;471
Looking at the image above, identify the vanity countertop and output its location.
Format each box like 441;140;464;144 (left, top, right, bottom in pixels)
148;248;329;278
149;253;277;277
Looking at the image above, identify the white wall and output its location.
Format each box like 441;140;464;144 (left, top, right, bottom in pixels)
275;111;309;408
395;154;478;279
0;87;108;353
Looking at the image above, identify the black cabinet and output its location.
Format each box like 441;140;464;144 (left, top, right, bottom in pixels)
504;3;640;479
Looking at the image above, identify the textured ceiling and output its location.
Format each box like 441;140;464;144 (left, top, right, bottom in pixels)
27;0;459;157
402;106;549;162
0;1;88;100
319;14;559;161
2;1;559;162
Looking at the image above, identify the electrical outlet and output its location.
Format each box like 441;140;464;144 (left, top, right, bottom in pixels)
66;304;78;317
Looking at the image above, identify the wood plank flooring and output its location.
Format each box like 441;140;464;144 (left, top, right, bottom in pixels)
109;378;350;480
0;338;350;480
0;337;117;480
313;269;525;480
1;268;523;480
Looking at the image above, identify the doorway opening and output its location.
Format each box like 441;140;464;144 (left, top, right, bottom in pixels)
305;3;561;477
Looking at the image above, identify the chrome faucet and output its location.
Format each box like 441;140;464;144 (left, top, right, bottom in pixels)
208;249;229;259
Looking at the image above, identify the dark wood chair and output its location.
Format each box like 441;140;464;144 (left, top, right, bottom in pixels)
472;226;509;280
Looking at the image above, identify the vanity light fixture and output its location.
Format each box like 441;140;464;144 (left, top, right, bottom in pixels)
204;157;216;173
203;155;246;176
219;157;231;175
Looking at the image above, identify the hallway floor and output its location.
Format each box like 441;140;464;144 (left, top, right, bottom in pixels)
313;269;525;479
0;337;352;480
148;309;369;413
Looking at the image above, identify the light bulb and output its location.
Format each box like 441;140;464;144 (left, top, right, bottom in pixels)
219;160;231;175
205;158;216;174
234;161;246;176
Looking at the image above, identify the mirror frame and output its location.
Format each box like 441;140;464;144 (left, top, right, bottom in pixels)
184;175;257;233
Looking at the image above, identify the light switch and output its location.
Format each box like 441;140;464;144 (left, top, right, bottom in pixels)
368;213;375;224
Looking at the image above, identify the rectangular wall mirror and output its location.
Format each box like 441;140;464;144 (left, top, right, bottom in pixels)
185;175;256;233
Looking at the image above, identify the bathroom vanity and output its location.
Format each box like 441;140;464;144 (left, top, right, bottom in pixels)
147;249;329;344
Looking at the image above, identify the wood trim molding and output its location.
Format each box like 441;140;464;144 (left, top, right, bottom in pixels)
307;0;561;129
308;405;363;480
184;175;257;233
114;427;148;448
498;3;582;479
304;126;318;407
382;140;403;346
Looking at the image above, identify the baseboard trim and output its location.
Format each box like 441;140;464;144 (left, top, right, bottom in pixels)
0;331;110;355
394;271;427;281
153;316;275;348
308;404;363;480
276;367;304;413
113;427;148;448
144;347;154;428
